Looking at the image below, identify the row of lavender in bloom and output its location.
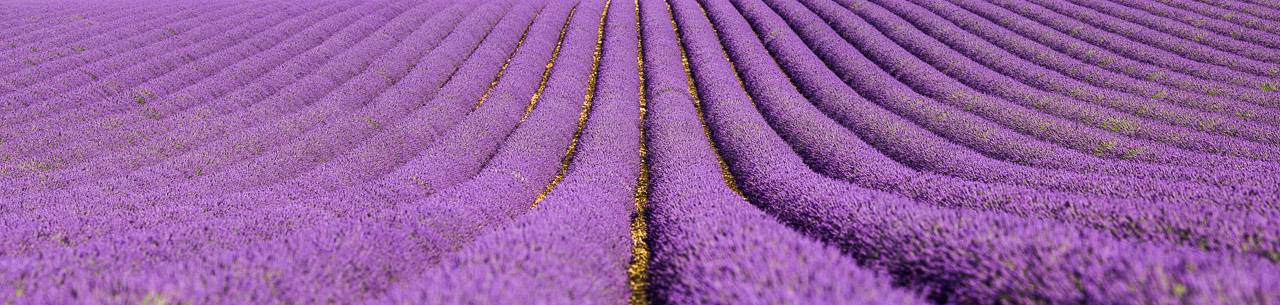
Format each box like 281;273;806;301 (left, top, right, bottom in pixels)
2;0;1278;304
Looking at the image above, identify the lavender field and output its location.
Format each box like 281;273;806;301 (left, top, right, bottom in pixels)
1;0;1279;303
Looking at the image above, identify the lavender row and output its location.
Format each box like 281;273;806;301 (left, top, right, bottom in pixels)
898;0;1280;129
33;1;600;302
3;2;310;125
1065;0;1280;65
161;0;517;197
0;2;253;105
0;3;294;179
0;1;198;77
936;0;1277;110
0;0;449;235
698;0;1280;303
1110;0;1280;51
1194;0;1280;24
308;1;573;205
0;1;382;195
377;2;623;302
258;1;554;198
0;2;348;187
0;0;525;258
746;0;1280;263
814;0;1280;166
0;1;409;195
982;0;1274;87
0;2;166;70
889;0;1280;132
0;2;269;124
638;0;925;302
0;3;552;304
65;0;470;196
0;2;302;132
726;0;1280;206
1163;0;1280;35
0;1;355;166
345;0;604;253
2;0;1277;303
0;2;122;39
1023;0;1278;78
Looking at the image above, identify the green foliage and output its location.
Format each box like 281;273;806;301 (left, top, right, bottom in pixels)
142;291;182;305
1205;87;1222;97
1100;116;1139;134
1092;140;1118;157
1145;71;1164;81
1171;283;1187;298
1151;90;1168;100
1121;146;1144;160
362;116;381;129
1261;82;1278;93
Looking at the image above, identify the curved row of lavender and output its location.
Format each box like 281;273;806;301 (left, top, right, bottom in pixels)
1;0;1276;304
